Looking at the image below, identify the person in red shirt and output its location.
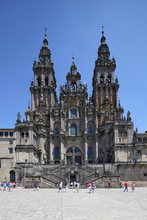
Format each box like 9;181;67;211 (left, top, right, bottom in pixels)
123;181;128;192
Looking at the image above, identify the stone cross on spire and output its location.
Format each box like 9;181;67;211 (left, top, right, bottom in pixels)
44;27;48;38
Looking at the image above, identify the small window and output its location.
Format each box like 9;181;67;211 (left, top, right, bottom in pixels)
25;139;27;143
9;148;13;154
38;77;41;86
138;138;142;142
54;146;60;160
5;132;8;137
143;137;147;143
26;132;29;138
9;132;13;137
21;133;24;138
88;127;94;136
54;127;60;136
137;150;142;154
88;146;93;159
45;77;48;86
9;140;13;144
144;173;147;177
0;132;3;137
25;159;28;163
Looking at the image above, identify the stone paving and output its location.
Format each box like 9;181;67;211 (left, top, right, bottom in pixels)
0;187;147;220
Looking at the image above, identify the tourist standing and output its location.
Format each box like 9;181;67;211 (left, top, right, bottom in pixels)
91;182;95;193
76;182;80;193
123;181;128;192
34;183;39;191
87;183;92;193
8;182;13;192
132;181;135;192
3;182;7;191
58;181;63;192
0;181;2;190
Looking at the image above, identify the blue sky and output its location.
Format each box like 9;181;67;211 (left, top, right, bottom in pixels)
0;0;147;132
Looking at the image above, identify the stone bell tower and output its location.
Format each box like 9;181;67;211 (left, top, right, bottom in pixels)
92;31;119;125
30;31;57;115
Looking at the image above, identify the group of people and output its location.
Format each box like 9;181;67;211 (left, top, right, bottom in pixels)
87;183;95;193
0;181;16;192
123;181;136;192
58;181;80;193
58;181;97;193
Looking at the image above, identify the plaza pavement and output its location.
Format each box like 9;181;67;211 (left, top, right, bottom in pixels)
0;187;147;220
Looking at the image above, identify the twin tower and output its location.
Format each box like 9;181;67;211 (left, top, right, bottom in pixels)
15;31;133;167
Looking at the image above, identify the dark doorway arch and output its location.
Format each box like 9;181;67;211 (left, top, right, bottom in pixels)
10;170;15;182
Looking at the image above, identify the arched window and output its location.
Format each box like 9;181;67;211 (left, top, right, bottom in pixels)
10;170;15;182
88;146;93;159
54;127;60;136
21;132;24;138
26;132;29;138
38;77;41;86
45;77;48;86
100;75;104;83
54;146;60;159
70;83;76;91
108;74;111;83
66;147;74;153
75;147;81;153
70;124;77;136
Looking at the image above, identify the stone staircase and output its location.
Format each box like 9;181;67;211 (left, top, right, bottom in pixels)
23;164;120;188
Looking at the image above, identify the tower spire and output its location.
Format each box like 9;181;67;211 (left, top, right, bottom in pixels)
43;27;48;46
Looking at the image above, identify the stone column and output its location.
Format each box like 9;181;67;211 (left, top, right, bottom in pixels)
95;139;98;162
50;138;54;161
60;137;64;163
84;139;88;164
84;108;87;134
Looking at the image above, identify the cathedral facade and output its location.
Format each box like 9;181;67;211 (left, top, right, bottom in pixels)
0;31;147;187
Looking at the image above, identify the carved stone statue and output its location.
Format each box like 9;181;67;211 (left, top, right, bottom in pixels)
127;111;131;121
43;153;48;164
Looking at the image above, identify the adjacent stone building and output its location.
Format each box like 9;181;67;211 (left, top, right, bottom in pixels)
0;31;147;187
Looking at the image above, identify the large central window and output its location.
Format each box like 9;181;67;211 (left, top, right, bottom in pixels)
70;109;77;118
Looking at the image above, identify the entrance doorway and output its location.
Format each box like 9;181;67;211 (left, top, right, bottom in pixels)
70;174;77;183
10;170;15;182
